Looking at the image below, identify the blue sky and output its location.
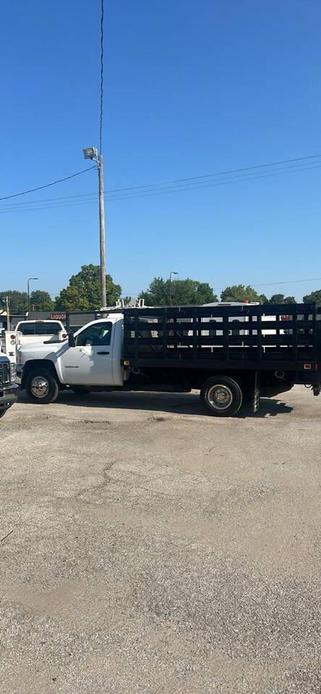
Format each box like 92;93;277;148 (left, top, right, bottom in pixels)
1;0;321;300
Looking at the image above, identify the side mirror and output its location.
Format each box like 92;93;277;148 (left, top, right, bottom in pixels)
68;332;76;347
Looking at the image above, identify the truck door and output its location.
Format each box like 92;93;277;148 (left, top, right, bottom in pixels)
60;321;114;386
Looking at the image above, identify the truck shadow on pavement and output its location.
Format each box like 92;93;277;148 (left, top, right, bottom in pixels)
18;390;293;418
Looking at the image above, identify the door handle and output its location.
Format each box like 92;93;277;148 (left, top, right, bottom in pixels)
97;351;110;355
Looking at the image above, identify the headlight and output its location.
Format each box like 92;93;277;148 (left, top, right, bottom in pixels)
10;362;16;381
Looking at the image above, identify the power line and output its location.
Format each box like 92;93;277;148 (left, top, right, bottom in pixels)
102;152;321;194
253;277;321;287
99;0;104;154
105;160;321;202
100;160;321;200
1;157;321;214
0;166;96;202
117;278;321;295
1;153;321;210
213;277;321;294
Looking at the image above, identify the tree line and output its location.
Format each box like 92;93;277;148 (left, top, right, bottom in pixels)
2;264;321;313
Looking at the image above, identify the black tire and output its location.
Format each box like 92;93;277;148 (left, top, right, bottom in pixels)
0;409;8;418
200;376;243;417
71;386;91;396
25;368;59;404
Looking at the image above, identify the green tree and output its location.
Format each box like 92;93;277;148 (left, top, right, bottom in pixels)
220;284;261;303
30;290;54;311
140;277;217;305
54;264;122;310
284;296;296;304
303;290;321;305
269;294;296;304
0;290;28;313
269;293;285;304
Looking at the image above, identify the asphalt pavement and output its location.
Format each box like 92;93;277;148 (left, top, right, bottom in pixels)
1;386;321;693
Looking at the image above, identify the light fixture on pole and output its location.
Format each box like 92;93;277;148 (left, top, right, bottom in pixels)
83;146;107;308
169;272;178;305
27;277;38;314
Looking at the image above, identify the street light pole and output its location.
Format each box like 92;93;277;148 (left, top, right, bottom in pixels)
83;147;107;309
169;272;178;305
27;277;38;315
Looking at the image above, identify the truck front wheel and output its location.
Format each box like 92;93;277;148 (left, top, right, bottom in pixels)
25;368;59;404
200;376;243;417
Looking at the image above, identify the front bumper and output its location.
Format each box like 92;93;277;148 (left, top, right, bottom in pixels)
0;383;19;411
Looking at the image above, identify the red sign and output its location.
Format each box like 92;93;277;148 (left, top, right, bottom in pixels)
50;312;66;320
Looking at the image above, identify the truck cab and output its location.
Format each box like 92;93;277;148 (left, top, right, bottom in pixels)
18;315;125;402
59;315;124;386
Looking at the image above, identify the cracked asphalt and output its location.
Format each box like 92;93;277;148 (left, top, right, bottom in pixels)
1;386;321;693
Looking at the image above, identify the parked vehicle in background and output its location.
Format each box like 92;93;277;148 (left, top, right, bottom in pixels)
1;321;67;364
17;303;321;417
0;328;5;353
0;354;18;418
2;330;17;364
15;320;67;346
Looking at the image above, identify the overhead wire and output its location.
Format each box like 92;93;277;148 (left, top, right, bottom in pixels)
213;276;321;295
0;156;321;214
104;276;321;299
0;166;96;202
252;277;321;287
99;0;104;154
0;3;104;207
101;152;321;194
1;153;321;213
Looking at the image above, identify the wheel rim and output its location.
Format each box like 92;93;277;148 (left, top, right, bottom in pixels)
30;376;49;399
207;384;233;410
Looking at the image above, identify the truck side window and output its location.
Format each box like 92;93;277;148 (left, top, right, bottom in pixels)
76;322;112;347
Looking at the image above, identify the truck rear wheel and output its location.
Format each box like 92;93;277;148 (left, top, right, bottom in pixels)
25;368;59;404
200;376;243;417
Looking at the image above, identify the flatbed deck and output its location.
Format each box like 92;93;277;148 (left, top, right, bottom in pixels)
123;303;321;376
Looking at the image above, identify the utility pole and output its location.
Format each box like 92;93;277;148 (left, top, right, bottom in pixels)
98;155;107;308
83;147;107;308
